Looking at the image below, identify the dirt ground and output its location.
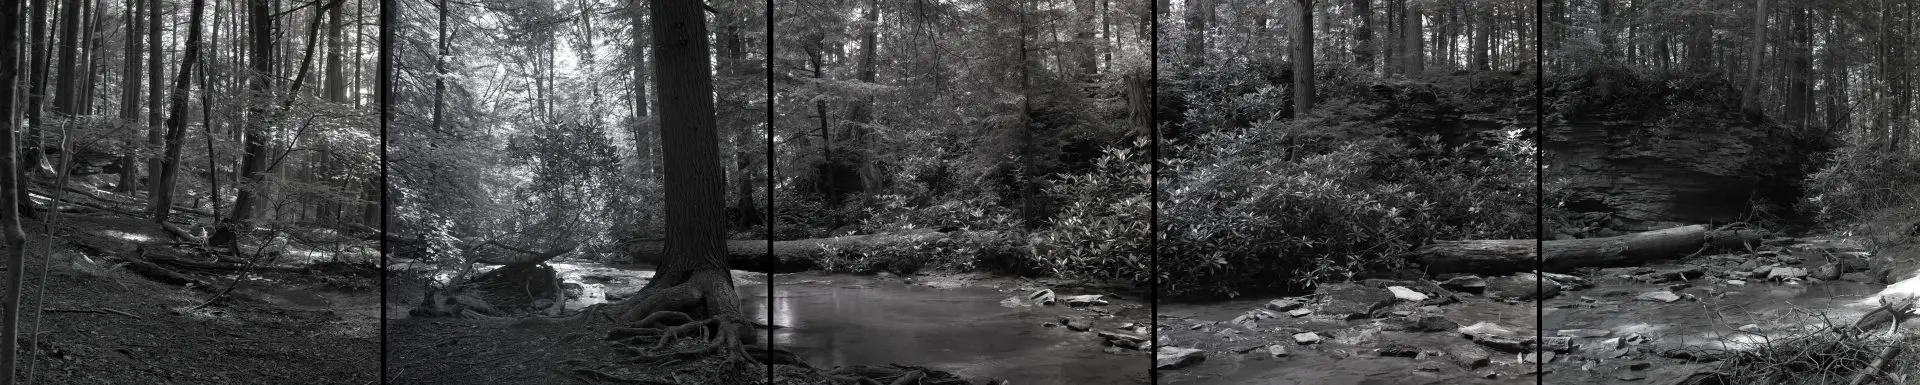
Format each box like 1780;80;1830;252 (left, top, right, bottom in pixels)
12;211;379;384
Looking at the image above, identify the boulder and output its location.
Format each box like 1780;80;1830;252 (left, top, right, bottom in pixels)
1487;273;1558;301
1265;298;1306;312
1154;347;1205;370
1766;267;1808;280
1292;332;1323;345
1387;286;1430;302
1439;275;1487;293
1445;343;1491;368
1317;283;1394;319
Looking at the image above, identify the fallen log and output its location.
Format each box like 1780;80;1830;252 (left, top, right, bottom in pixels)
623;230;995;273
1401;225;1767;274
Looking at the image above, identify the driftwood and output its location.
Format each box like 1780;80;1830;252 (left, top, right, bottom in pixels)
1401;225;1768;274
623;230;988;273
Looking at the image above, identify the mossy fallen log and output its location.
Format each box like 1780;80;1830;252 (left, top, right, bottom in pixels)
1401;225;1768;274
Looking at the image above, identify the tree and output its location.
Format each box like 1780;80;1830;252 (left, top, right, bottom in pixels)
1294;0;1315;116
150;0;208;226
213;0;276;246
0;1;30;383
1744;0;1766;115
116;0;146;193
612;0;753;364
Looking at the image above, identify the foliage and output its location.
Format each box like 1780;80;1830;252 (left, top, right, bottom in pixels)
1028;141;1150;283
1804;142;1920;231
1158;67;1535;297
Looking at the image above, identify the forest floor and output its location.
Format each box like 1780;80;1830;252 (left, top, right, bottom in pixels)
12;190;379;384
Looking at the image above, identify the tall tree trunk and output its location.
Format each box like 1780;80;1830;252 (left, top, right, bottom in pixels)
1743;0;1766;115
615;0;742;338
1472;8;1490;70
150;0;207;227
1294;0;1315;116
0;1;32;383
214;0;276;246
1353;0;1372;72
1184;0;1205;68
1403;7;1422;75
717;12;759;230
144;0;162;201
116;0;145;193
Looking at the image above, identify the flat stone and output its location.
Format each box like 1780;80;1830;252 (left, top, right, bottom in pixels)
1440;275;1487;293
1267;344;1289;357
1487;273;1558;301
1636;291;1681;303
1061;294;1109;307
1767;267;1808;280
1726;279;1747;285
1287;308;1313;317
1265;298;1306;312
1386;286;1430;302
1558;329;1611;338
1293;332;1323;345
1154;347;1205;370
1062;317;1093;331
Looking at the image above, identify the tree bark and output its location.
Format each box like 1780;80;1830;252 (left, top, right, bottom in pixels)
149;0;208;226
214;0;276;247
0;1;32;382
1293;0;1315;116
115;0;144;193
1399;225;1768;274
614;0;741;329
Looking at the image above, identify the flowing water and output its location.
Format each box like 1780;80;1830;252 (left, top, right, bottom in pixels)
551;262;1149;384
1542;275;1884;350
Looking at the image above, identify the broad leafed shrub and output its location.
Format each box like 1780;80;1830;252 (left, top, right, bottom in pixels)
1029;141;1151;284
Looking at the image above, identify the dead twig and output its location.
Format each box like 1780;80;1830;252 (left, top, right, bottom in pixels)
41;308;143;320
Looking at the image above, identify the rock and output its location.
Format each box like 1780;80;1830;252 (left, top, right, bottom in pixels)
1616;372;1647;381
1813;264;1842;280
1292;332;1322;345
1541;337;1573;352
1487;273;1558;301
1841;272;1874;283
1635;266;1704;283
1558;329;1611;338
1666;283;1692;292
1378;345;1421;358
1267;344;1289;357
1767;267;1808;280
1636;291;1681;303
1416;362;1445;372
1287;308;1313;317
1317;283;1394;319
1154;347;1205;370
1726;279;1747;285
1061;295;1108;307
1103;346;1127;355
1626;361;1652;371
1097;331;1150;346
1736;260;1760;271
1061;317;1092;331
1737;324;1761;333
1459;322;1533;353
1028;289;1056;305
1600;337;1625;349
1445;343;1491;368
1227;314;1258;329
1412;315;1460;332
1540;272;1592;289
1265;298;1305;312
1387;286;1430;302
1524;351;1556;363
1439;275;1487;293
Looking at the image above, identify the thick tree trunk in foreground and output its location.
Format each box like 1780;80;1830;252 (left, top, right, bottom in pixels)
615;0;738;325
1401;225;1768;274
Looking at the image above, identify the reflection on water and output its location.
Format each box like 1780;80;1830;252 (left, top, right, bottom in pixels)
742;274;1146;384
547;263;1146;384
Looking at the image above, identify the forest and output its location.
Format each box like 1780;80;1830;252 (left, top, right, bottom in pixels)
1536;0;1920;384
0;0;383;383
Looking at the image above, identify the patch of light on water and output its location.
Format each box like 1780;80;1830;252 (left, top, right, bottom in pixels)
1613;322;1666;336
101;230;151;242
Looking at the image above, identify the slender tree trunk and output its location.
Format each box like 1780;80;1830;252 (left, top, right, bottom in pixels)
150;0;207;226
144;0;163;199
116;0;145;193
1744;0;1766;115
0;1;32;383
1294;0;1315;116
1184;0;1206;68
1353;0;1372;72
1403;7;1422;75
214;0;276;246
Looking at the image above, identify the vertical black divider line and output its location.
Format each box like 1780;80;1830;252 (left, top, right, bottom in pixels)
1532;0;1545;380
1147;0;1160;381
378;0;393;377
764;0;776;382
